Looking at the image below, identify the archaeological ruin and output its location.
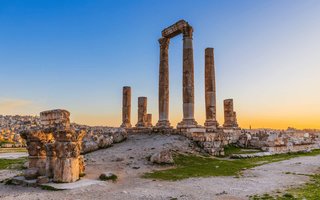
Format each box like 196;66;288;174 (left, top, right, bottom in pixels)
20;110;85;183
119;19;320;156
11;19;320;189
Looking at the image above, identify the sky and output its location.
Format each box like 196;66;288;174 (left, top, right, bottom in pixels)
0;0;319;129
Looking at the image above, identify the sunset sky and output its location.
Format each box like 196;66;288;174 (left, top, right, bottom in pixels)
0;0;319;129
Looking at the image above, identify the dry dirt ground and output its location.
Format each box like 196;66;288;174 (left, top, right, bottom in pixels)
1;134;320;200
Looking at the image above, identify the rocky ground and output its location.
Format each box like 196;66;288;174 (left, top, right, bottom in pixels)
1;134;320;200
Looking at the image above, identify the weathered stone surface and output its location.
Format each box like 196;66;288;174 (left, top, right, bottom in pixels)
24;168;39;180
53;157;80;183
135;97;148;128
156;37;171;128
158;20;197;129
22;109;87;183
81;140;99;153
53;128;85;183
79;155;85;175
150;150;174;164
40;109;70;131
204;48;219;129
45;142;56;178
223;99;238;128
121;86;132;128
36;176;49;184
241;129;320;153
177;24;198;128
20;129;51;176
146;114;153;127
11;176;37;187
113;129;127;143
81;127;127;154
95;134;113;148
161;20;189;38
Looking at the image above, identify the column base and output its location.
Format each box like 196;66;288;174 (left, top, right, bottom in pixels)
204;120;219;129
135;122;147;128
156;120;171;128
223;123;239;129
120;123;132;128
177;119;198;128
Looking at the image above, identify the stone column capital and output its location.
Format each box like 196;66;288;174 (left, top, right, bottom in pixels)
159;37;170;49
182;25;193;39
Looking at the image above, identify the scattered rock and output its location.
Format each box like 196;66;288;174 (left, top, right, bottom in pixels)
99;172;118;182
23;161;29;169
24;168;39;180
216;191;228;196
115;157;125;162
36;176;49;184
150;150;174;164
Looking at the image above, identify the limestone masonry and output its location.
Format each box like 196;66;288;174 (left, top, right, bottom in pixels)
3;20;320;189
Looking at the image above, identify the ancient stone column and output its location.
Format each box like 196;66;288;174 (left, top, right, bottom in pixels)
121;86;132;128
204;48;219;128
146;114;153;127
136;97;147;128
223;99;238;128
45;140;56;178
233;111;239;127
156;37;171;128
20;129;48;177
53;129;85;183
41;109;85;183
178;25;198;128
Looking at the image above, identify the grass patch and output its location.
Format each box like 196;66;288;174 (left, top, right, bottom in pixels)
0;157;27;170
223;145;262;157
143;149;320;181
250;174;320;199
40;185;65;191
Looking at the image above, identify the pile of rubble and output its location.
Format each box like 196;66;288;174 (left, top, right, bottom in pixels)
11;109;127;186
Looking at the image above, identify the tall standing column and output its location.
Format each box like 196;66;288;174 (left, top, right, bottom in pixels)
121;86;132;128
204;48;219;128
156;37;171;128
178;25;198;128
136;97;147;128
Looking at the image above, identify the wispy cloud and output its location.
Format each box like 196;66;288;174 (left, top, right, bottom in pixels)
0;98;42;115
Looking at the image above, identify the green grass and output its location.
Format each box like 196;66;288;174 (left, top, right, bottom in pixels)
143;149;320;181
0;141;14;145
223;145;262;157
40;185;65;191
250;174;320;199
0;157;27;170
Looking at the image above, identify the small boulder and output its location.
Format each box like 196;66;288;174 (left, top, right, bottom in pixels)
23;161;29;169
150;150;174;165
99;172;118;182
24;168;39;180
112;129;127;143
36;176;49;184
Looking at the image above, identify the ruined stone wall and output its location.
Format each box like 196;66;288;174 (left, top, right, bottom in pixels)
238;129;320;153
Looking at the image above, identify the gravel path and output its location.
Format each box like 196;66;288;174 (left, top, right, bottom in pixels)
0;134;319;200
0;152;27;159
